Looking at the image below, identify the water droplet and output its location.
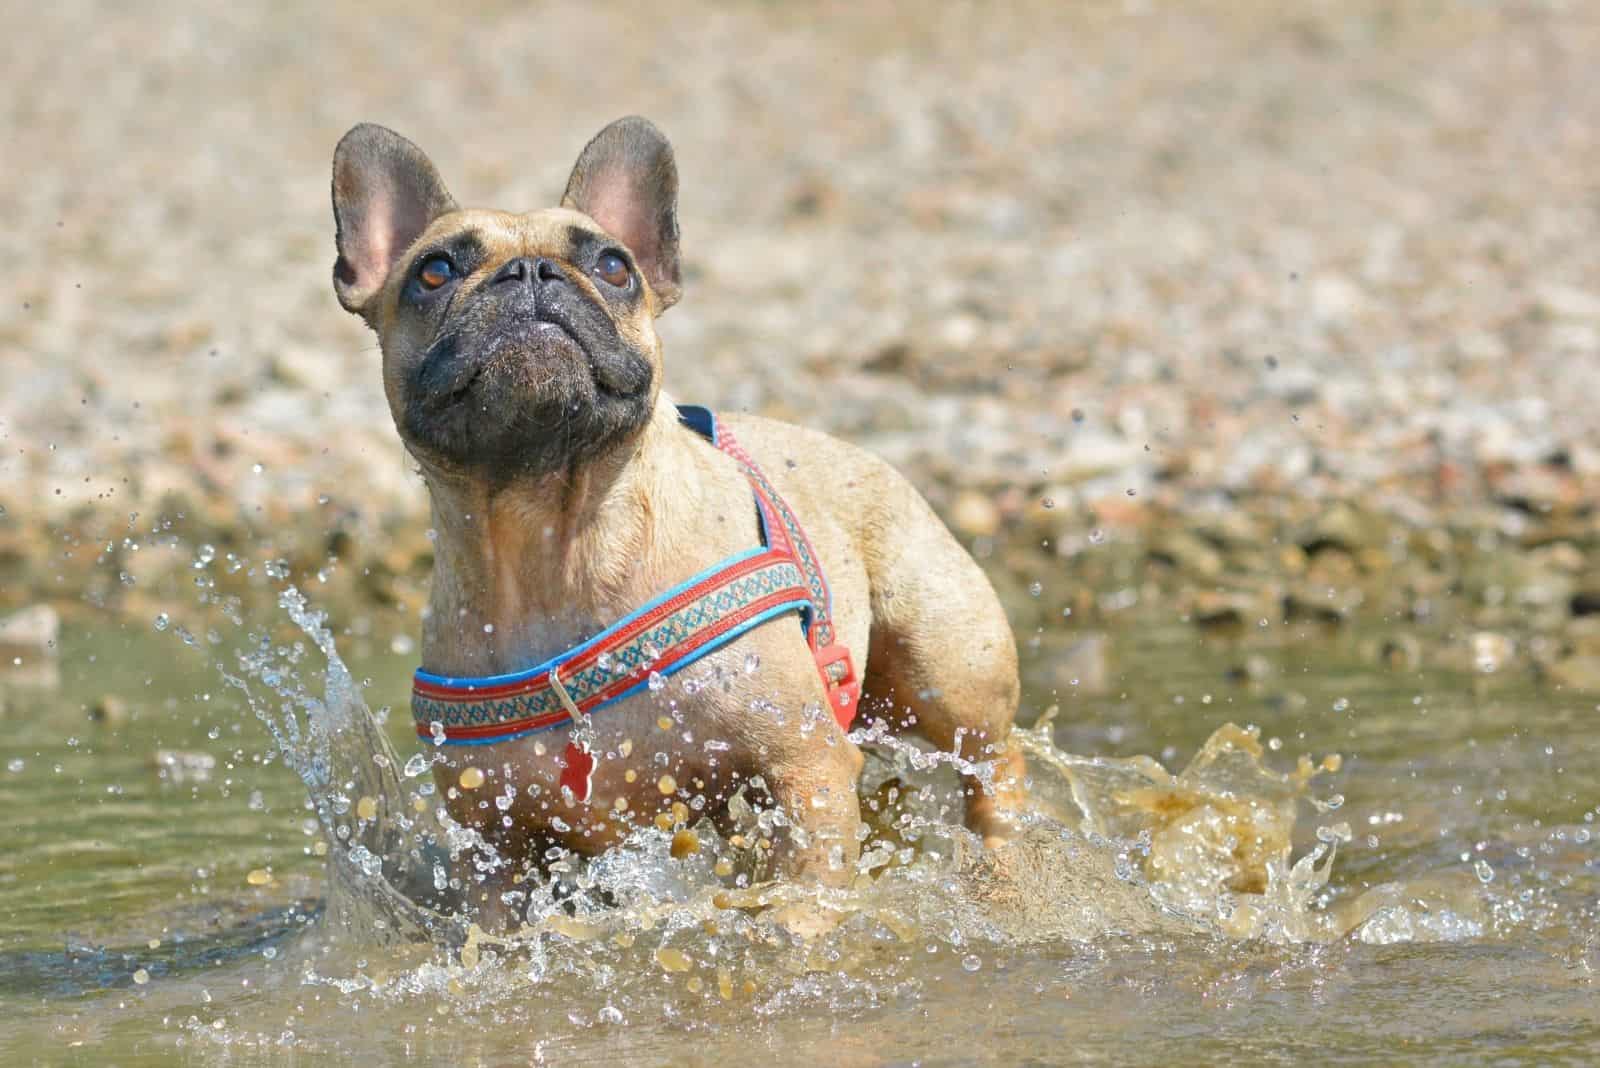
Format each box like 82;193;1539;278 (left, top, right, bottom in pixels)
655;946;693;973
429;721;447;746
132;968;149;985
483;623;495;634
1332;698;1350;712
744;653;760;674
961;954;982;972
648;671;666;692
1028;581;1043;598
153;612;170;632
263;946;277;960
404;753;430;777
1087;529;1104;544
6;758;24;773
596;652;614;673
598;1005;624;1025
1041;497;1055;509
1474;859;1495;884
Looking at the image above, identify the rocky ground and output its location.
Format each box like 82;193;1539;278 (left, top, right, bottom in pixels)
3;2;1600;686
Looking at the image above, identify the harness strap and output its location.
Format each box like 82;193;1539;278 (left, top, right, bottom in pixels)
410;406;860;789
697;412;861;728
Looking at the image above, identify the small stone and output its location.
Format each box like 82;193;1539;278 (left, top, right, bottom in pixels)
1190;590;1255;630
356;796;378;821
1469;632;1515;675
0;604;59;660
1224;655;1272;684
1544;655;1600;693
88;694;129;725
246;868;272;886
458;767;485;790
1538;284;1600;323
1147;530;1224;578
657;774;677;796
1282;588;1353;625
1377;635;1422;671
1571;590;1600;618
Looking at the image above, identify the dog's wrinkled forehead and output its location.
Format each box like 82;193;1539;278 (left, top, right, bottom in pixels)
421;207;607;267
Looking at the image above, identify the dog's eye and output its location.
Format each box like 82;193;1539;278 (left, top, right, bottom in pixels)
417;256;455;290
593;252;629;289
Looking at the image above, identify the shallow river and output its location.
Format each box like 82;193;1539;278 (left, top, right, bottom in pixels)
2;570;1596;1065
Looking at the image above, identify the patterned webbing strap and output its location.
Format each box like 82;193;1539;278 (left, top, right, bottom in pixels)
410;406;861;761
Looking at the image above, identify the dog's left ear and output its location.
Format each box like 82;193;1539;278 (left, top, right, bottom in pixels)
562;116;682;311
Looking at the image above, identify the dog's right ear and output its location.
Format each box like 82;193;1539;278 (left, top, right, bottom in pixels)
331;123;458;316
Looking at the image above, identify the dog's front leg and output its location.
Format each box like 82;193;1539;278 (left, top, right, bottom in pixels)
759;738;866;888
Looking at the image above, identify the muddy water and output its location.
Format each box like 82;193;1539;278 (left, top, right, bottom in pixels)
2;581;1598;1065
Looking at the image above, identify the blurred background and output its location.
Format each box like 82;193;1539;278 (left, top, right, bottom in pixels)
2;0;1599;676
6;6;1600;1061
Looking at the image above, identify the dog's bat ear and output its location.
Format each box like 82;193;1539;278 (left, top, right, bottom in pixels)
562;116;681;312
331;124;458;316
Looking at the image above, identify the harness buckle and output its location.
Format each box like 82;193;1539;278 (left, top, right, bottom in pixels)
814;642;861;729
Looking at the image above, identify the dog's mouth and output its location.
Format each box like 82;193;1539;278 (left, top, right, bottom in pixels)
418;312;593;407
398;291;654;480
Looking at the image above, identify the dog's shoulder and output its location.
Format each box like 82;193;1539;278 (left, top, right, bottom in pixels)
708;411;934;547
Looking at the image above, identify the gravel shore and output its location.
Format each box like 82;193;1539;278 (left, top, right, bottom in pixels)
3;2;1599;643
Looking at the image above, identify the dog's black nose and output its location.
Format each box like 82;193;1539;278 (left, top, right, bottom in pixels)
492;257;567;287
492;257;531;286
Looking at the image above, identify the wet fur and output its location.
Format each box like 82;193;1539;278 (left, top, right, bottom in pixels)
331;118;1028;924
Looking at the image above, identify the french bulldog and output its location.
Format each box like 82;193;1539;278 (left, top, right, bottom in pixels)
330;117;1028;925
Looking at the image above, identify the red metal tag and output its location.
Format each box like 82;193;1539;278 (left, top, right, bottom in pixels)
559;741;596;803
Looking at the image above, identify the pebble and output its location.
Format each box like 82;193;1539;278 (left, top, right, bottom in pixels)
0;605;59;660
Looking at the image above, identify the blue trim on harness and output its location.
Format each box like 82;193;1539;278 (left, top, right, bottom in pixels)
428;599;812;745
414;543;774;690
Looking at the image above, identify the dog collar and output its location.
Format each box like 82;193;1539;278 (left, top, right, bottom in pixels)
410;405;861;800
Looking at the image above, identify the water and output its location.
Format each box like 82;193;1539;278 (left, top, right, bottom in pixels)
2;572;1598;1065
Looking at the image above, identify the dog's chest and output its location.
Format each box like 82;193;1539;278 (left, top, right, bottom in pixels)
433;685;747;855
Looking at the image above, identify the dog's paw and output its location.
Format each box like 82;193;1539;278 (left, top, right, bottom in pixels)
769;900;844;942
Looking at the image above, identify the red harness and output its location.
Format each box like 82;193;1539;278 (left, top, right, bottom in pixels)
411;406;861;801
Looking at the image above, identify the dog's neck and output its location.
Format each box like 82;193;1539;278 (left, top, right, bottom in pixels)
417;401;686;676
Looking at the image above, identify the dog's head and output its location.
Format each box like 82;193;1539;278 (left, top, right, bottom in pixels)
331;118;680;482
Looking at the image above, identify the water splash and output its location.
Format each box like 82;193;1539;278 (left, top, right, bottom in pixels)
219;586;467;947
201;578;1493;983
